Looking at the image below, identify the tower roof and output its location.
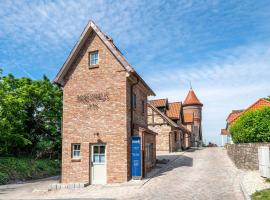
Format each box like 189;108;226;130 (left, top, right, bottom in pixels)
183;89;203;106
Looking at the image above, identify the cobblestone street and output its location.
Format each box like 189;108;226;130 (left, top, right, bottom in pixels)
0;148;244;200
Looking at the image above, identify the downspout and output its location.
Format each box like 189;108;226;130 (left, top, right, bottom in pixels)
130;75;139;136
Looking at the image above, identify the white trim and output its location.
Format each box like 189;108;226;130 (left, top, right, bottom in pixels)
91;144;107;184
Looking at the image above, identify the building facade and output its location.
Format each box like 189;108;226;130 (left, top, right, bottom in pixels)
148;88;203;151
182;89;203;147
54;21;157;184
147;100;190;152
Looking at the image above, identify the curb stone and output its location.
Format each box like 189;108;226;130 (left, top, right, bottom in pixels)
240;172;251;200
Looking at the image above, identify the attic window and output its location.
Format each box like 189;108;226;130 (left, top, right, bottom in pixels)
89;51;99;66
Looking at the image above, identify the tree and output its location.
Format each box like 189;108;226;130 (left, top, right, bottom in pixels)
229;107;270;143
0;70;62;158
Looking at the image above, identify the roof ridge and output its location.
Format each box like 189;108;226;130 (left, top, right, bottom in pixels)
169;101;181;104
148;102;190;133
149;98;168;101
148;102;178;127
230;98;270;123
54;20;155;95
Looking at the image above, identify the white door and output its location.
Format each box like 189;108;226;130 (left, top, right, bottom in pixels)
91;144;106;184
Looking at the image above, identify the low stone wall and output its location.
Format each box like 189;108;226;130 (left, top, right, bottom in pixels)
227;143;270;170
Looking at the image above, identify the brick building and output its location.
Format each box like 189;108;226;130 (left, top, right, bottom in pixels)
148;88;203;151
182;88;203;147
148;99;191;151
54;21;157;184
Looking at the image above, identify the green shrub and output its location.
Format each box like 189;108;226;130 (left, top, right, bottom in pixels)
0;172;9;185
0;157;60;185
230;107;270;143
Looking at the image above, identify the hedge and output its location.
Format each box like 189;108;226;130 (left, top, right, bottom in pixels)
230;107;270;143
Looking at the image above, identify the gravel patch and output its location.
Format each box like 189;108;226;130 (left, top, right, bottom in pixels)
242;170;270;196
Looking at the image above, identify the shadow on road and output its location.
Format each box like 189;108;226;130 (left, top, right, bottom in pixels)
185;147;204;152
150;154;193;179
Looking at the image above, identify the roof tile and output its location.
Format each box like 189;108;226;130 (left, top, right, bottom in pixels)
230;98;270;124
183;113;193;123
220;129;228;135
167;102;181;119
183;89;202;106
149;99;167;108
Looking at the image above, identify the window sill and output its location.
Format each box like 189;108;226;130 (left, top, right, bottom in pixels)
89;65;99;69
71;158;81;162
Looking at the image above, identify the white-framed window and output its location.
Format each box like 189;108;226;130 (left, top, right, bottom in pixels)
72;144;81;158
89;51;99;65
145;143;153;163
92;145;105;163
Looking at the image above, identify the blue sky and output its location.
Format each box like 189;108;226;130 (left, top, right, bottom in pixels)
1;0;270;145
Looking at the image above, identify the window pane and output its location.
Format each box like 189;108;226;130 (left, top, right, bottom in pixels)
94;146;99;154
99;155;105;163
90;52;98;65
75;151;80;157
100;146;105;154
94;155;99;162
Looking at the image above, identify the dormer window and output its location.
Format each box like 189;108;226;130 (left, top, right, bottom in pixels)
89;51;99;66
157;106;166;113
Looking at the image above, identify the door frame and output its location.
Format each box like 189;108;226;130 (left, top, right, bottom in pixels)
90;143;107;184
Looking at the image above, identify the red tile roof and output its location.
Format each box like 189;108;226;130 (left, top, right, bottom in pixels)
148;102;191;133
167;102;181;119
183;89;203;106
149;99;168;107
220;129;228;135
183;113;193;123
230;98;270;124
226;110;244;124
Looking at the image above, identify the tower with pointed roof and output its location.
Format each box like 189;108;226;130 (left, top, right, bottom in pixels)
182;88;203;147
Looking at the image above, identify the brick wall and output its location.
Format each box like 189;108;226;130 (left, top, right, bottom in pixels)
147;105;182;152
182;105;202;146
61;29;155;184
149;124;171;151
227;143;270;170
62;32;129;184
126;81;149;179
143;132;156;174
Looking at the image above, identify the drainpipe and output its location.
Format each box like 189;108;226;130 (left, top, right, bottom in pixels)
130;75;139;136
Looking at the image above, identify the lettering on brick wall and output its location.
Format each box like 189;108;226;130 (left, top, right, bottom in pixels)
77;92;109;110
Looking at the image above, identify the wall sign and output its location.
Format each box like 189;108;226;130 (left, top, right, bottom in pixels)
77;92;109;110
131;136;141;177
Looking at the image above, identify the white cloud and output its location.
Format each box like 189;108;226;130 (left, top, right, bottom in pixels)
0;0;270;145
147;42;270;145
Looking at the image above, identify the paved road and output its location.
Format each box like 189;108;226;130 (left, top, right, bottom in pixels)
139;147;244;200
0;148;244;200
